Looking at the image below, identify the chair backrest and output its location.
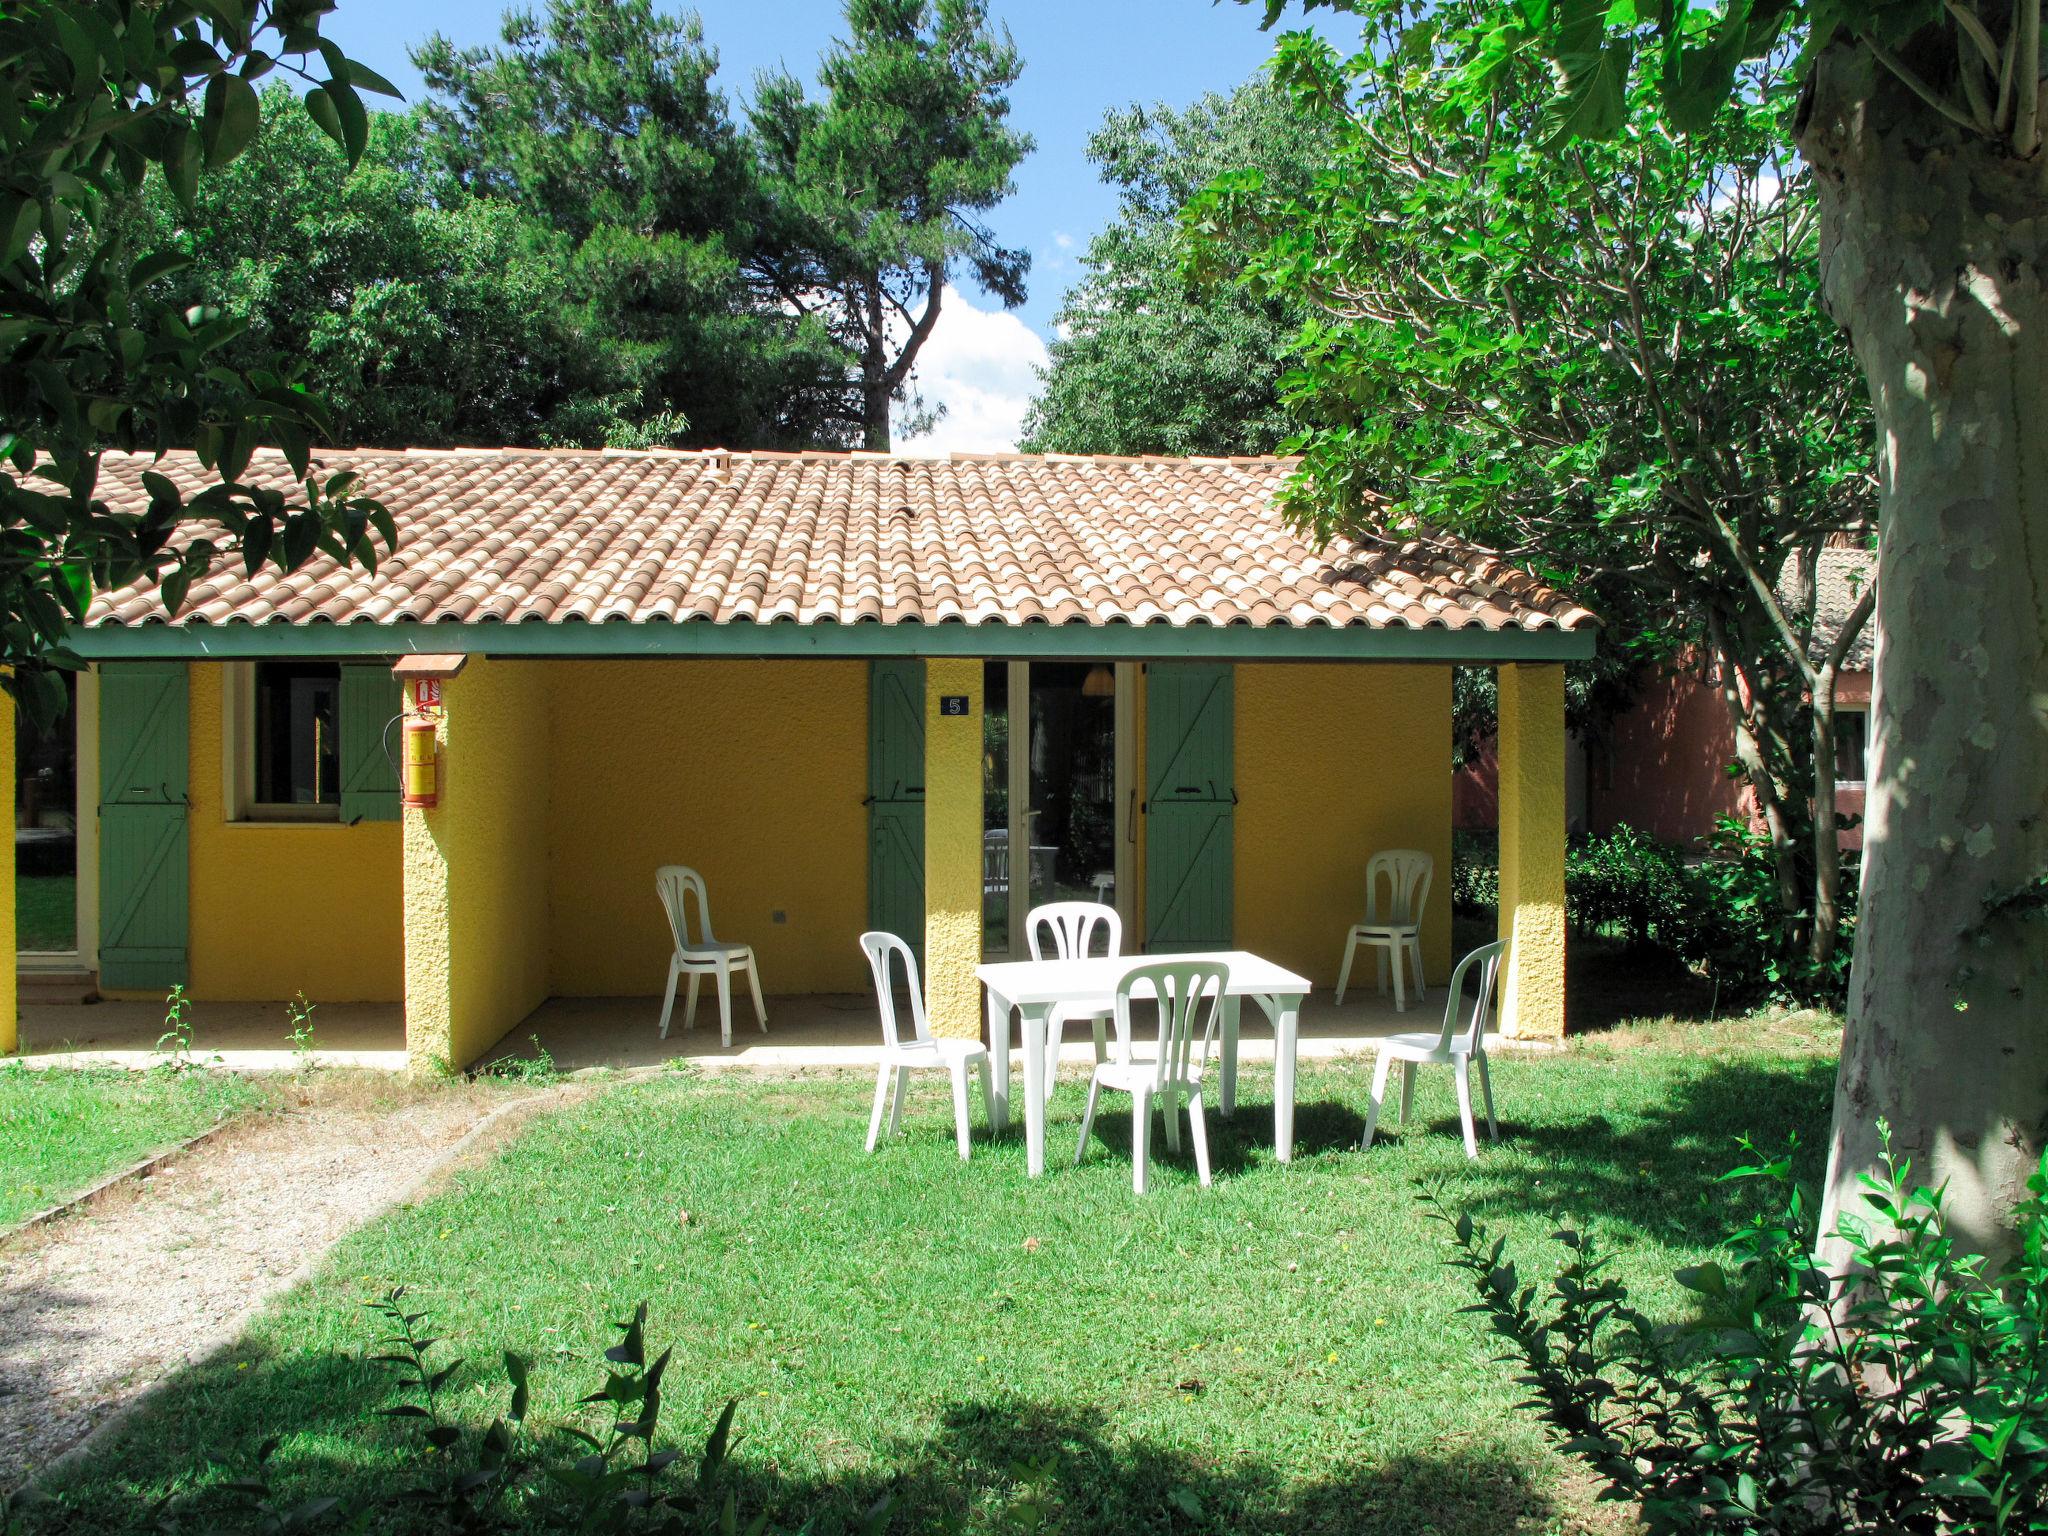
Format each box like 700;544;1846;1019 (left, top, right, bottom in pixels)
1114;960;1229;1089
859;930;930;1050
1430;940;1506;1054
1365;849;1434;927
656;865;719;954
1025;901;1122;962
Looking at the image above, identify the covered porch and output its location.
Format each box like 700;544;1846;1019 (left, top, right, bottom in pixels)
8;983;1535;1076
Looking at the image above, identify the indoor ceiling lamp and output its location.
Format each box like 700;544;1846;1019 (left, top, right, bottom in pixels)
1082;664;1115;698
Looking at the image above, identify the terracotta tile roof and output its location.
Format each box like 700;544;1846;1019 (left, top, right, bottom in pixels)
1795;547;1877;670
83;448;1598;637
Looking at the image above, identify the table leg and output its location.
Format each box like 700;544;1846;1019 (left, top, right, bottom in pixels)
1021;1003;1050;1177
987;990;1014;1132
1273;993;1302;1163
1219;995;1241;1117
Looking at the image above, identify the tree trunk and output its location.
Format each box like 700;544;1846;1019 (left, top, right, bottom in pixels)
1800;45;2048;1262
1809;681;1842;973
1707;613;1807;923
863;282;891;451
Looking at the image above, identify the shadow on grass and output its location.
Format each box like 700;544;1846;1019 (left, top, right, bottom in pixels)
19;1344;1578;1536
1404;1052;1838;1246
1057;1095;1369;1186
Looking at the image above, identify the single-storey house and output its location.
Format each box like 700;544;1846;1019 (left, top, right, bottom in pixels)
3;447;1595;1070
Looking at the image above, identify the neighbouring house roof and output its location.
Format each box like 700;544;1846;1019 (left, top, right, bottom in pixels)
1777;547;1877;671
1810;547;1876;670
74;448;1598;662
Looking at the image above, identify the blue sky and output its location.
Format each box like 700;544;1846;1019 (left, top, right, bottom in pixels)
320;0;1341;451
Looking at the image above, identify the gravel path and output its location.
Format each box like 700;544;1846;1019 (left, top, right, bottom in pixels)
0;1077;554;1490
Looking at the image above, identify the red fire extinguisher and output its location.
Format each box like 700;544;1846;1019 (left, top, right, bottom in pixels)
401;713;439;809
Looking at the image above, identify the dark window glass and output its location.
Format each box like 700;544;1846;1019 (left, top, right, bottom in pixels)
254;662;340;806
17;670;78;951
1835;710;1869;784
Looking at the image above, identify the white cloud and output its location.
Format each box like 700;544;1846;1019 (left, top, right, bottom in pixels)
1052;230;1075;251
893;293;1050;457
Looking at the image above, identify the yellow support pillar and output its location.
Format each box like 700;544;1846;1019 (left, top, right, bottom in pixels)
402;658;551;1073
923;658;983;1038
0;689;14;1055
1497;663;1566;1041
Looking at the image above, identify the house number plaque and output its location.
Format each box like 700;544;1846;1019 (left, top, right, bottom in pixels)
939;695;970;716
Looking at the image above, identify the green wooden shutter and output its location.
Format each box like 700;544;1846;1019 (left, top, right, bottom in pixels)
339;663;402;823
98;662;190;989
1144;662;1234;953
867;659;926;957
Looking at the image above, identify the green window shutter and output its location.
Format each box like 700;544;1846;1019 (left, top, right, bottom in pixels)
1144;663;1234;953
867;659;926;958
98;662;189;989
339;663;403;823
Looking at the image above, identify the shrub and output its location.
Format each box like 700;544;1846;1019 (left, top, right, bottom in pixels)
1566;824;1692;950
5;1292;1048;1534
1434;1127;2048;1533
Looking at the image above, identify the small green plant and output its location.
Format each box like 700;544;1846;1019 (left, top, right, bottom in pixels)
129;1292;905;1534
479;1033;558;1086
285;992;318;1070
153;985;194;1071
1435;1124;2048;1533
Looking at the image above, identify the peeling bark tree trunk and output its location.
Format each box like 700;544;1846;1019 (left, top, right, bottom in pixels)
1801;46;2048;1261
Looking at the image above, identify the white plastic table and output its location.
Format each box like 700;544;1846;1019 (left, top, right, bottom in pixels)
975;951;1314;1177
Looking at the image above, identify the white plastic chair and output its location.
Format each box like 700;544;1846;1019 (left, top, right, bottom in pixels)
859;931;995;1160
1361;939;1506;1159
1025;900;1123;1108
1336;849;1434;1011
655;865;767;1048
1075;959;1230;1194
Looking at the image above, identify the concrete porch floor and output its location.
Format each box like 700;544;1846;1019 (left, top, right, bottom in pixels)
15;998;409;1071
13;985;1521;1074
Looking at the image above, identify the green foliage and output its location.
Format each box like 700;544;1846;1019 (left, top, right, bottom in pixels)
1437;1126;2048;1531
415;0;851;450
130;95;650;450
285;991;316;1068
1020;79;1319;457
1188;3;1872;958
1456;823;1855;1005
96;1290;897;1533
479;1032;561;1087
748;0;1034;448
0;1;398;706
155;983;195;1069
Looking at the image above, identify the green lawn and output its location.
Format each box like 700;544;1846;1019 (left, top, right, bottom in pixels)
0;1063;261;1227
17;872;75;951
25;1017;1838;1534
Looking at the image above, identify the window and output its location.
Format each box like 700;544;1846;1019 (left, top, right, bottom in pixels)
1835;708;1869;786
231;661;402;823
254;663;341;811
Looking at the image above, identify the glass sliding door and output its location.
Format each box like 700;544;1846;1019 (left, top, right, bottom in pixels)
982;660;1012;955
17;671;79;955
983;661;1129;959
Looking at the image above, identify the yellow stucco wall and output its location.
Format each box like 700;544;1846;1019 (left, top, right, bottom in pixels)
1498;662;1567;1040
404;658;551;1071
923;658;983;1038
544;660;869;999
1232;663;1453;988
184;665;404;1003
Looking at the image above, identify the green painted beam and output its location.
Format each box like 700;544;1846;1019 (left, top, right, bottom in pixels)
64;617;1596;664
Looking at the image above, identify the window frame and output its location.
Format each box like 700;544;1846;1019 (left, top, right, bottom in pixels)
1834;704;1871;789
223;662;344;824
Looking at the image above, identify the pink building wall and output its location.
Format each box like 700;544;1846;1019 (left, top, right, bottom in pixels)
1455;662;1871;849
